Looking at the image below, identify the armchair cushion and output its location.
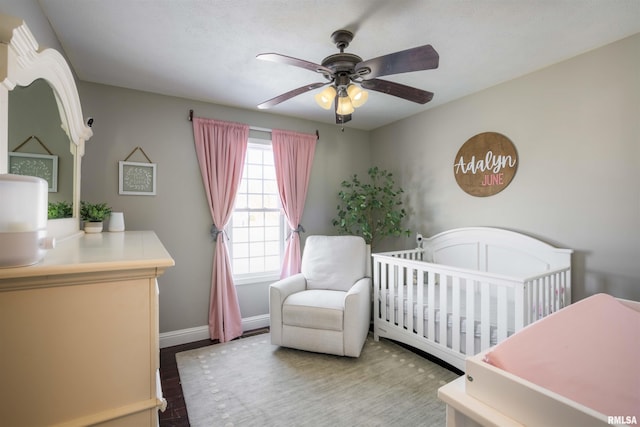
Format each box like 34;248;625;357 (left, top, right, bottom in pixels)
283;289;345;331
301;235;367;291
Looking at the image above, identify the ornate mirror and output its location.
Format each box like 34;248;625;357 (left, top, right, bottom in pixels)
0;14;92;240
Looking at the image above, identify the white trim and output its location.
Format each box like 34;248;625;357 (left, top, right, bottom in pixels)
250;125;272;133
242;313;270;332
234;272;280;286
159;325;209;349
159;314;270;348
228;139;285;278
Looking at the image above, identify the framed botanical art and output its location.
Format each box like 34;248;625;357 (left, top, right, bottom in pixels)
119;160;157;195
9;152;58;192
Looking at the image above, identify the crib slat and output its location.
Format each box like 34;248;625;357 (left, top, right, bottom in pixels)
536;278;543;320
552;275;557;309
373;258;380;324
427;271;436;341
497;285;508;343
480;281;491;351
389;264;402;326
561;269;571;306
381;260;388;323
465;279;475;355
551;275;556;312
451;276;461;352
439;274;448;348
544;274;551;316
515;284;525;331
406;266;414;332
532;278;539;322
416;267;424;338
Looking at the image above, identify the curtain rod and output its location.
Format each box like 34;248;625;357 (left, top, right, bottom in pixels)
188;109;319;140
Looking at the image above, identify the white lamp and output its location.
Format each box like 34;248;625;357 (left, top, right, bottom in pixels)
314;86;337;110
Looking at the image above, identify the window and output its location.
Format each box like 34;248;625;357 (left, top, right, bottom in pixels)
228;139;284;283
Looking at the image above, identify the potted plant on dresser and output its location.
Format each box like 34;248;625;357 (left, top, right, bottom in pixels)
81;201;112;233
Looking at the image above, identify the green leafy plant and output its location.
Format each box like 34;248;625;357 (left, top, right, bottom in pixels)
80;201;112;222
48;201;73;219
332;166;410;247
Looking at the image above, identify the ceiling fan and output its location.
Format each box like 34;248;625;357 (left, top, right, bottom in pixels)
256;29;439;124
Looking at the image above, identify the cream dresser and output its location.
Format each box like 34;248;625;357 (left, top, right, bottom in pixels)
0;231;174;426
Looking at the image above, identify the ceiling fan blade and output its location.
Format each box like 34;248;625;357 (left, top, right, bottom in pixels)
355;45;439;79
257;53;333;76
361;79;434;104
257;82;328;109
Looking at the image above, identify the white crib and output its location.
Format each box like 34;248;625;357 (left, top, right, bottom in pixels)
372;227;572;372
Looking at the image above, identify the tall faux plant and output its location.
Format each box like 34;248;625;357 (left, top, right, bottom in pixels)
332;166;410;247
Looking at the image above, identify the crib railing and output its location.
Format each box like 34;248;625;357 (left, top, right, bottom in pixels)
372;249;572;358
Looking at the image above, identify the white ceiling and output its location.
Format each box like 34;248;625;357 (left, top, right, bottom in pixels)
36;0;640;130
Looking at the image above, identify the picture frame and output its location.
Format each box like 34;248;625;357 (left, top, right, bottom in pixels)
119;160;157;195
8;152;58;192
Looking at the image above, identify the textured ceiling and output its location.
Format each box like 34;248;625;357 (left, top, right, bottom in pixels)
36;0;640;130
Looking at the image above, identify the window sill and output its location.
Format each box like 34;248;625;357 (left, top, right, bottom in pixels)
233;272;280;286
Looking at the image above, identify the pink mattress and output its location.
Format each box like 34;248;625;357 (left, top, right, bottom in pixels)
483;293;640;418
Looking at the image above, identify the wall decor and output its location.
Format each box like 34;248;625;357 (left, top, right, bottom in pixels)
119;161;156;195
119;146;157;195
453;132;518;197
9;152;58;192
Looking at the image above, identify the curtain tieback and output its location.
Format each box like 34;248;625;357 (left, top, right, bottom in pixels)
287;224;305;240
210;224;228;241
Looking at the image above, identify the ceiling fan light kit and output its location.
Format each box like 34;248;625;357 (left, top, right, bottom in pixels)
257;29;439;125
314;86;337;110
336;91;355;115
347;84;368;108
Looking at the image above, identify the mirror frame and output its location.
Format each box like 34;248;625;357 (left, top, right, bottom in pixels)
0;14;92;240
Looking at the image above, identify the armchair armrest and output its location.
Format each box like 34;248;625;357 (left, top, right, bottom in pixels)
345;277;371;302
343;277;372;357
269;273;306;345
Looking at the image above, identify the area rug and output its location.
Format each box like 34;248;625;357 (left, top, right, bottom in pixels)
176;333;460;427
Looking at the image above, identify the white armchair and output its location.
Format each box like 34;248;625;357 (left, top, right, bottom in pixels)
269;235;371;357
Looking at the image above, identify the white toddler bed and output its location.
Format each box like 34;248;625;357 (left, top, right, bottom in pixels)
371;227;572;372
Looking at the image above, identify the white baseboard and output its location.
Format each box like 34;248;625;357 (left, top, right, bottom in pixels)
159;325;210;349
241;313;270;332
159;314;270;348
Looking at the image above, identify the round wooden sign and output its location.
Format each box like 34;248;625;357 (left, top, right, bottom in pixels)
453;132;518;197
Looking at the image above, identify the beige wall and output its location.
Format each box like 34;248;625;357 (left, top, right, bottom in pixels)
371;33;640;301
77;82;371;333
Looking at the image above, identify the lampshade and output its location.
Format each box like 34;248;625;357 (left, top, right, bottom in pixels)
347;84;369;108
336;93;354;115
314;86;337;110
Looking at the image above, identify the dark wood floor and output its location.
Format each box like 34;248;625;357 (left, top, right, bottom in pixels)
158;328;269;427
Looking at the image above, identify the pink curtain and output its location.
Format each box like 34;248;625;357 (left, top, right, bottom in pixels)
272;129;317;278
192;117;248;342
